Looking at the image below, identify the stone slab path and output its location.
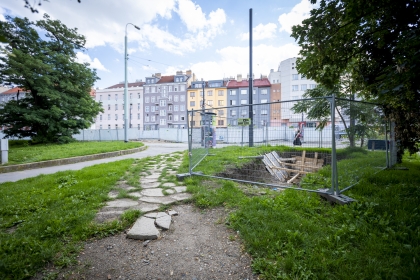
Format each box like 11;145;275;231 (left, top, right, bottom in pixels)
95;153;192;240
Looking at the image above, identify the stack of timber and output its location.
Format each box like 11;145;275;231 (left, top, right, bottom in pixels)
262;151;324;184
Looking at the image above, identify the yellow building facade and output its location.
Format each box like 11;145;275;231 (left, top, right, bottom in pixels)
187;80;227;128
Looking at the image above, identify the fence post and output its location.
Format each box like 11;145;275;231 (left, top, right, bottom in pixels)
385;120;390;168
1;139;8;164
83;129;85;141
188;110;194;173
329;94;339;195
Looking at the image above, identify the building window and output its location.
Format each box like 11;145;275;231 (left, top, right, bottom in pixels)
160;109;166;116
229;90;236;96
218;100;224;106
292;85;299;91
174;105;179;111
261;109;268;115
130;93;132;99
145;106;150;112
218;90;223;96
301;84;307;91
241;89;247;95
230;110;236;116
218;110;224;116
108;124;111;129
261;89;267;95
301;75;306;80
190;101;195;107
174;95;179;102
218;120;224;125
310;84;317;89
100;115;102;121
137;113;140;120
230;100;236;105
180;105;185;111
207;100;213;106
108;114;111;120
160;100;166;106
115;114;118;120
99;95;102;100
180;95;185;102
168;105;173;111
292;74;299;80
207;90;213;96
151;106;155;112
115;104;118;110
138;103;140;110
241;109;247;116
108;104;111;110
261;99;267;103
160;119;166;125
100;125;102;129
145;97;150;103
174;115;179;121
151;96;156;103
241;99;247;104
190;92;195;97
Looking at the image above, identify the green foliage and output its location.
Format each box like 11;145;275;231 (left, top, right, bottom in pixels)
291;0;420;155
183;146;420;279
0;14;103;143
0;159;134;279
5;141;143;165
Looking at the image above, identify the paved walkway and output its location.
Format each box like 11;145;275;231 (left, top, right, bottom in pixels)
0;141;188;184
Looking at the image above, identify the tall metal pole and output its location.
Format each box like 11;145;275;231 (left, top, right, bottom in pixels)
124;23;140;143
248;8;254;147
330;94;339;195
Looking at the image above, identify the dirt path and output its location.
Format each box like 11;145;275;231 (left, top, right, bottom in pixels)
51;204;257;280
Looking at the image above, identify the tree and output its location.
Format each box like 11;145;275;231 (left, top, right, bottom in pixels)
0;14;102;143
291;0;420;155
23;0;81;13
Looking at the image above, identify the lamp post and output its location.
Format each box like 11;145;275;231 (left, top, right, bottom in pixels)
124;23;140;143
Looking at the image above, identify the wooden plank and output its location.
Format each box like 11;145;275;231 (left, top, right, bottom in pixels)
271;152;290;177
271;166;311;174
266;153;288;181
274;161;322;170
287;173;301;184
263;154;286;181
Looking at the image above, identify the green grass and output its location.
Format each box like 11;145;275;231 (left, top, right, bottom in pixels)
5;140;144;165
181;146;420;279
0;159;139;279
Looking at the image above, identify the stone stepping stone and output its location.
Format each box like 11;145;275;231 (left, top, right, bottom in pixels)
165;189;175;194
140;178;159;183
139;196;176;205
133;202;160;213
144;212;168;219
162;182;176;187
127;217;159;240
141;182;161;189
129;192;142;198
143;173;160;180
169;193;192;202
155;213;172;230
105;199;139;208
141;188;165;197
108;190;119;198
174;186;187;193
168;210;178;216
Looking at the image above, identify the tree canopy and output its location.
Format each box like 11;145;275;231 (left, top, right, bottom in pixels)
0;14;102;143
291;0;420;154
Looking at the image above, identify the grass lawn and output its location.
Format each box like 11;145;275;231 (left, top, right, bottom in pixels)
4;140;144;165
179;146;420;279
0;159;139;279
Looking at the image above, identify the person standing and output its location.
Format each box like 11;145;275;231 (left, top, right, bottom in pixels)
293;129;302;146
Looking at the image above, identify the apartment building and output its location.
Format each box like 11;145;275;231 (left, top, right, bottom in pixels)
187;79;228;128
143;70;193;130
280;57;317;126
226;75;271;127
95;81;144;130
268;68;282;126
0;87;29;130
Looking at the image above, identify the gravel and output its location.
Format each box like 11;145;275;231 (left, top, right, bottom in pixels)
47;204;258;280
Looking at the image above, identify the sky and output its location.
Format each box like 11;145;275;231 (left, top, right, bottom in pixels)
0;0;315;89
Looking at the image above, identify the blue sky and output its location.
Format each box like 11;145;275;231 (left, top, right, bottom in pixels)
0;0;315;89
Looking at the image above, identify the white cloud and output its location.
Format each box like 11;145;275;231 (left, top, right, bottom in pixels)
240;23;277;41
76;52;109;72
278;0;313;34
190;43;301;80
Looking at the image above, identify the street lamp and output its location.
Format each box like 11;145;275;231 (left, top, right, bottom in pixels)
124;23;140;143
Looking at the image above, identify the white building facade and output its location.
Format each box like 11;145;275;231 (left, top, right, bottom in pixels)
95;81;144;130
280;57;318;126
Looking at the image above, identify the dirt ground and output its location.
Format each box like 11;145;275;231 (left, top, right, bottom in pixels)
45;204;258;280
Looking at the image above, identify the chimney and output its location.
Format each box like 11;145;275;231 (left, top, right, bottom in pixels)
186;70;192;76
193;73;196;81
237;74;242;82
176;71;183;75
155;73;161;78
